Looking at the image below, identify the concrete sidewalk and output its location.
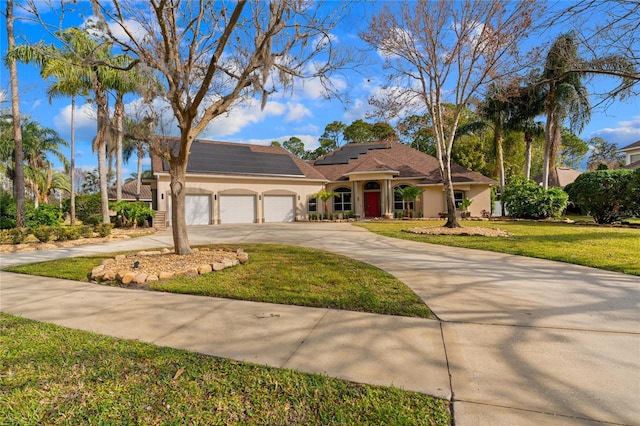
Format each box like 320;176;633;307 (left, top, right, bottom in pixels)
1;222;639;425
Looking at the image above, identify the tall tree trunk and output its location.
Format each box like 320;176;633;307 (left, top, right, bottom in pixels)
524;130;533;180
6;0;25;227
543;115;553;189
136;142;143;201
93;74;111;224
70;96;76;225
548;121;562;187
169;160;192;254
494;121;506;216
114;94;124;201
440;151;460;228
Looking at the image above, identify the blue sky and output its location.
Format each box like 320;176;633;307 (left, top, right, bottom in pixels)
1;1;638;179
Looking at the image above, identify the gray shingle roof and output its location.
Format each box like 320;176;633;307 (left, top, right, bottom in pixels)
313;141;495;185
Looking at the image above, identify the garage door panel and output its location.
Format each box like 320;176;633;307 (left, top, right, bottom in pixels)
264;195;295;222
220;195;256;224
168;195;211;226
186;195;211;225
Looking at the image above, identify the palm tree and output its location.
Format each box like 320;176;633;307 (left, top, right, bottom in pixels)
122;116;153;201
395;185;424;218
11;31;91;223
11;27;139;223
21;121;69;206
5;0;25;227
541;32;591;189
107;58;148;202
310;189;339;219
505;83;545;180
47;79;90;225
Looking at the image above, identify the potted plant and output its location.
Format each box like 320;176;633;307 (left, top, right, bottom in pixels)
460;198;473;218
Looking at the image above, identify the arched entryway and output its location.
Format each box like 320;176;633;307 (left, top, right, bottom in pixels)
363;181;381;217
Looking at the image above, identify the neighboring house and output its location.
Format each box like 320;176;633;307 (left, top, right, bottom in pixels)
619;140;640;170
534;167;582;188
107;179;153;204
149;138;495;226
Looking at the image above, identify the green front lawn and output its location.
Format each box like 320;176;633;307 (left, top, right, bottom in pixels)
0;314;451;425
357;220;640;276
4;244;433;318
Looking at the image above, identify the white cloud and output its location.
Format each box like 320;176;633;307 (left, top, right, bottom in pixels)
590;116;640;145
54;102;97;138
200;99;287;139
285;102;313;122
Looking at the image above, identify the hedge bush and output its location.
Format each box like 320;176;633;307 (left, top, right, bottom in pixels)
502;176;568;219
0;193;17;229
26;203;62;228
32;226;54;242
565;169;639;224
95;223;113;237
72;194;102;224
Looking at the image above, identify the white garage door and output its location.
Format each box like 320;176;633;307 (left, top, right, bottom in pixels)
186;195;211;225
168;195;211;225
264;195;295;222
220;195;256;224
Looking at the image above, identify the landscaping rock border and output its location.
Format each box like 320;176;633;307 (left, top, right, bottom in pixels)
91;247;249;284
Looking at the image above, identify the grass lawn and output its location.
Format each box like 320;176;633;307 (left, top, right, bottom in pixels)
357;220;640;276
4;244;433;318
0;314;451;425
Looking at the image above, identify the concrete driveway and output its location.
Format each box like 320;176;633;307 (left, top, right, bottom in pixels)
1;222;638;425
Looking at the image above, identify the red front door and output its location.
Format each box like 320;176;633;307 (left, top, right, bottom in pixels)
364;191;381;217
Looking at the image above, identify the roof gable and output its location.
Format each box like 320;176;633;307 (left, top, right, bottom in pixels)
313;141;494;184
619;140;640;152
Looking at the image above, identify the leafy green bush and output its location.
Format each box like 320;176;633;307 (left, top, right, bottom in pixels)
8;227;29;244
110;201;155;228
53;227;69;241
26;203;62;228
502;176;568;219
95;223;113;237
32;225;54;242
0;193;17;229
75;194;102;224
565;169;639;224
79;225;94;238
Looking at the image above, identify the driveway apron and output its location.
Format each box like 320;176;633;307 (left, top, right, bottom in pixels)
1;222;638;425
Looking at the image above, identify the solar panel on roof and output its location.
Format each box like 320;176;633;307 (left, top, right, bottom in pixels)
162;140;304;176
314;143;388;165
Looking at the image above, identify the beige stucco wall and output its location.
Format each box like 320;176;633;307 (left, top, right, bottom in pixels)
420;184;493;218
155;174;325;224
154;172;493;223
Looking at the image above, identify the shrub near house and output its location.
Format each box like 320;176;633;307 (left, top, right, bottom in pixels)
565;169;640;224
502;176;568;219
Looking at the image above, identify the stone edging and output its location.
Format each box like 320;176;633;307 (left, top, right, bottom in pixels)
90;248;249;285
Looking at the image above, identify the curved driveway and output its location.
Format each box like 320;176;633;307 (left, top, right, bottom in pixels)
1;222;639;425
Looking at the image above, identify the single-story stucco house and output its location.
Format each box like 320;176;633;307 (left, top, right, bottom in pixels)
148;138;495;226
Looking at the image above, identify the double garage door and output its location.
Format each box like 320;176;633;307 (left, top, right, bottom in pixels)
219;195;295;224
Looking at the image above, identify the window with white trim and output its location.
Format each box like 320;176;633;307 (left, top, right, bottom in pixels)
333;187;352;212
